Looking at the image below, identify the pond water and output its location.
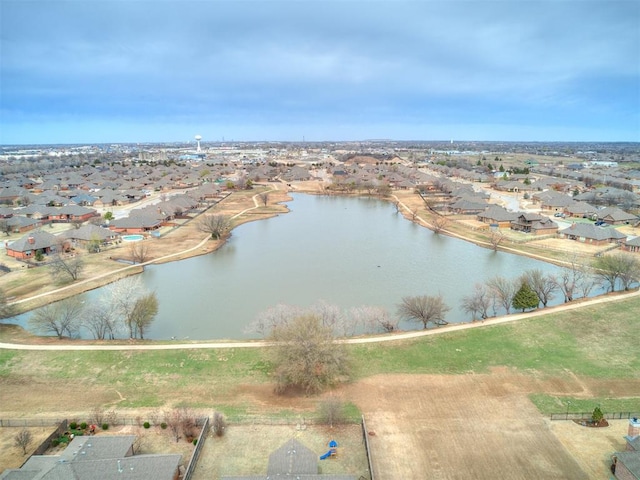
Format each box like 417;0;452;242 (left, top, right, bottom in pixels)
8;194;581;340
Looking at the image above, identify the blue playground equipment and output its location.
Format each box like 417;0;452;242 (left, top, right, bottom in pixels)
320;440;339;460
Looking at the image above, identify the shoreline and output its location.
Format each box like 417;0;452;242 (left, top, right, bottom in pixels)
1;183;634;345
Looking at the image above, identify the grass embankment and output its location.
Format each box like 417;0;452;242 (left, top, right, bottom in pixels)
1;294;638;415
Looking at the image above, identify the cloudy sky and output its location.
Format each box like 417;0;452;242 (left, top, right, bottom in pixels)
1;0;638;145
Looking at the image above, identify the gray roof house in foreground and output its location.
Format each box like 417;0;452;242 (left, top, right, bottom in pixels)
0;435;181;480
222;438;356;480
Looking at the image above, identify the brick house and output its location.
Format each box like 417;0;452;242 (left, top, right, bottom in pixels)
558;223;627;246
477;205;519;228
5;230;60;259
510;213;559;235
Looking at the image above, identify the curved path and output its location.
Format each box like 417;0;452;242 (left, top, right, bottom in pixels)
1;287;637;351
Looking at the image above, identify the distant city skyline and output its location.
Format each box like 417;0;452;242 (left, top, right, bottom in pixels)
1;1;638;145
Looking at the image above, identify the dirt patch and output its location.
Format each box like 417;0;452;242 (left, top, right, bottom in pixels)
342;373;590;480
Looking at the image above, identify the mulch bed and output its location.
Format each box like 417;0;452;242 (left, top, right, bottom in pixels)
572;419;609;428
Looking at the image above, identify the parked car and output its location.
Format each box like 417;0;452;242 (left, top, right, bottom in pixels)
595;220;607;226
554;212;566;218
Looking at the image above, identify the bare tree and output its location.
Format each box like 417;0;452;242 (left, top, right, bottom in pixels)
486;276;517;315
90;406;105;426
198;214;231;239
460;284;492;321
128;240;150;263
522;269;558;307
397;294;451;329
164;409;183;442
245;303;302;337
432;215;448;233
0;288;16;320
593;253;640;292
49;253;84;282
258;192;269;206
129;292;159;339
14;429;32;455
553;254;589;303
348;305;396;334
489;230;506;251
0;219;11;236
104;276;150;338
29;297;85;339
269;314;350;395
318;397;347;428
212;412;226;437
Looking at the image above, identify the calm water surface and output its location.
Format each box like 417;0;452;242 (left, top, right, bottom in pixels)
10;194;568;339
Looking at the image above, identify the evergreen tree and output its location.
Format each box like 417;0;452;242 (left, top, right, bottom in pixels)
512;282;539;312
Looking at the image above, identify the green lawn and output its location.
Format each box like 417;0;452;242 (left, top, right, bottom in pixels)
1;294;639;413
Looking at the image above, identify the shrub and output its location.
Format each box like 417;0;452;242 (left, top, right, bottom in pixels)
51;439;60;447
69;422;78;429
101;423;109;430
193;438;197;446
80;422;87;430
143;422;150;429
592;406;604;423
212;412;226;437
160;422;167;430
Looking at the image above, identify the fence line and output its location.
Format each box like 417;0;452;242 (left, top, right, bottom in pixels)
361;415;375;480
183;416;210;480
550;412;639;421
0;415;208;429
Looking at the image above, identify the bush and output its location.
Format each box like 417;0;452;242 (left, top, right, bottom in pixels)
160;422;167;430
212;412;226;437
592;406;604;423
80;422;87;430
192;438;197;446
69;422;78;429
51;439;60;447
143;422;150;429
101;423;109;430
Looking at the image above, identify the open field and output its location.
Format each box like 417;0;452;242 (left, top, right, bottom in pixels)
1;293;639;477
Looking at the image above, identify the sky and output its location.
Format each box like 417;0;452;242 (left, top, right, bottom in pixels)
1;0;639;145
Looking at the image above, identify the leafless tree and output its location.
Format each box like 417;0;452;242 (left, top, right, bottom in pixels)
104;276;150;338
269;314;350;395
164;409;183;442
245;303;302;337
593;253;640;292
28;297;85;339
83;303;118;339
128;240;150;263
486;276;517;315
49;253;84;282
432;215;448;233
397;294;451;329
0;288;16;320
460;284;493;321
553;254;587;302
318;397;347;428
522;269;558;307
489;230;506;251
14;429;32;455
90;406;105;426
309;300;342;330
106;409;119;426
132;433;148;454
0;219;11;236
258;192;269;206
347;305;396;333
198;214;231;239
212;412;226;437
129;292;159;339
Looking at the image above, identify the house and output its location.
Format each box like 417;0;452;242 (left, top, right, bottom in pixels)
60;224;120;248
596;207;638;226
109;213;163;234
532;191;574;212
510;213;558;235
449;198;488;214
623;236;640;253
612;418;640;480
564;201;598;219
558;223;627;246
221;438;356;480
0;435;181;480
5;230;60;259
476;205;519;228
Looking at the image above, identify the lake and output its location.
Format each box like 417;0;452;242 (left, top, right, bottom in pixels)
8;194;573;340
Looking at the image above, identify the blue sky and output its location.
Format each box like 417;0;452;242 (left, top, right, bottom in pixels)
1;0;639;145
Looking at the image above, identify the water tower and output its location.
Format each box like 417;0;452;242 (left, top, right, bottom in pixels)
195;134;202;153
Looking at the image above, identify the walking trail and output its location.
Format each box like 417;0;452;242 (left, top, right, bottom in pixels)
2;189;637;351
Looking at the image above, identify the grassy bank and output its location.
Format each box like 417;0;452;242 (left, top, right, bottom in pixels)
1;294;638;413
